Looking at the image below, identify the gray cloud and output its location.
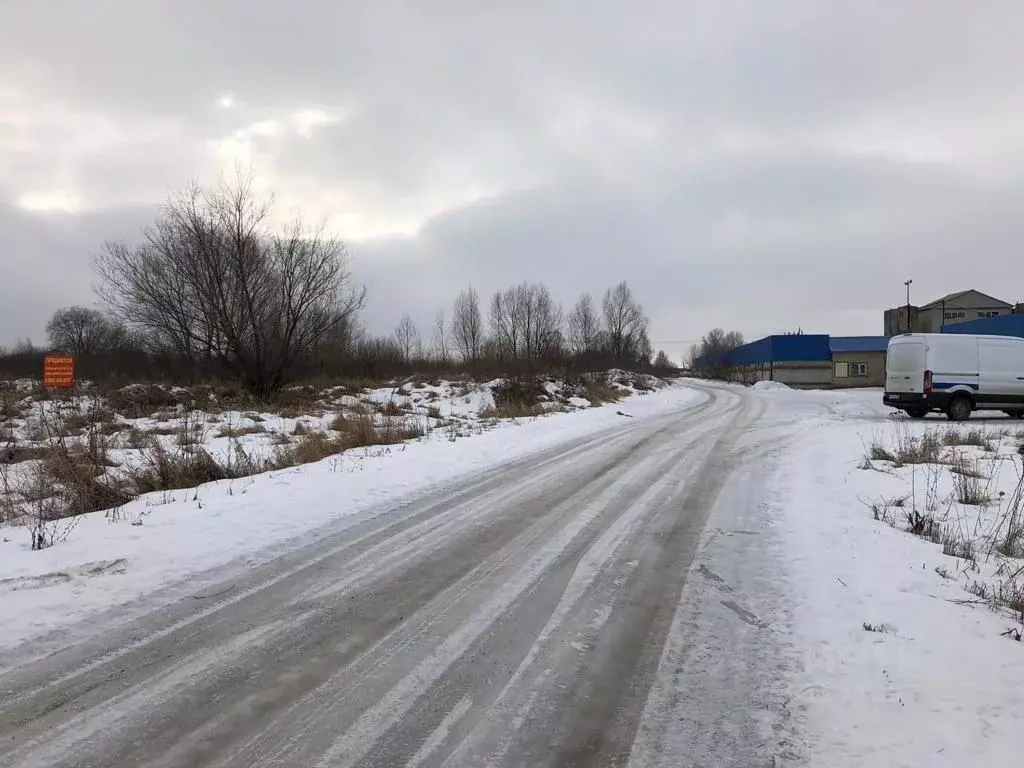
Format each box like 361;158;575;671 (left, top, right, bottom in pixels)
3;1;1024;362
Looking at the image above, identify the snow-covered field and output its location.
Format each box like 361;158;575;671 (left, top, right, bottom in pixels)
0;371;681;660
1;372;655;524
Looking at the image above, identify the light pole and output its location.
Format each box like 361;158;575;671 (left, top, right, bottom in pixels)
904;279;913;332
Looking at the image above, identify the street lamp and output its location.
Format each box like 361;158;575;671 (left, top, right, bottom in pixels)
904;279;913;332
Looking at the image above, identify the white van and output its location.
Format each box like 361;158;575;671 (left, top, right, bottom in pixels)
883;333;1024;420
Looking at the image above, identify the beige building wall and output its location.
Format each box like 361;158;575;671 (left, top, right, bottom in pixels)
832;351;886;388
772;362;833;388
732;361;833;389
917;290;1012;332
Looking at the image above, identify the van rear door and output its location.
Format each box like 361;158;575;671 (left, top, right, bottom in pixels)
886;337;927;394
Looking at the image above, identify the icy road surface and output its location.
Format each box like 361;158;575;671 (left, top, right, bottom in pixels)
0;384;802;767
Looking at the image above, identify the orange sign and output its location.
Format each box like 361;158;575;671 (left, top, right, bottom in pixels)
43;355;75;389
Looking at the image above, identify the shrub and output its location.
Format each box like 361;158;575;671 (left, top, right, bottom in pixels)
950;458;992;505
132;443;236;494
582;381;625;405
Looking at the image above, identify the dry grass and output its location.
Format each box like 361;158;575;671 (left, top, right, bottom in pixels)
5;373;638;544
966;574;1024;626
102;384;180;418
0;444;54;464
131;443;239;494
582;381;625;405
41;451;133;516
349;412;423;447
869;424;944;466
950;457;993;506
378;401;403;417
943;426;996;452
1;391;30;420
995;471;1024;558
122;427;154;450
867;440;896;463
273;431;346;468
176;423;207;447
216;424;267;439
941;527;978;562
480;402;546;419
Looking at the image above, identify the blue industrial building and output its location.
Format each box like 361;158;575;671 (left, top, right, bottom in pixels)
940;313;1024;338
694;311;1023;390
694;334;890;388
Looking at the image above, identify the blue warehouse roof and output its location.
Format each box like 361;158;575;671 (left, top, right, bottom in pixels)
829;336;890;353
695;334;832;367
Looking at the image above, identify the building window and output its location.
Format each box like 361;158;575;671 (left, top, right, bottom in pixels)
944;311;966;320
978;311;1000;318
851;361;869;377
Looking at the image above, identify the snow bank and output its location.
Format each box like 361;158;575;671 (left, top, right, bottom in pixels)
751;380;790;391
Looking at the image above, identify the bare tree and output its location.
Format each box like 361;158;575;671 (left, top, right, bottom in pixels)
394;314;420;366
489;282;563;366
432;309;451;366
522;283;563;364
489;287;522;361
45;306;127;355
685;343;702;370
601;281;649;363
692;328;745;378
653;350;672;369
93;172;365;395
451;285;483;363
567;293;602;356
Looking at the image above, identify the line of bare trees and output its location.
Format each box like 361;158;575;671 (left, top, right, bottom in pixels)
686;328;745;379
356;278;657;381
1;174;675;393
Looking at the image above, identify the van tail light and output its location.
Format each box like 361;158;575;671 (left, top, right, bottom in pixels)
923;370;933;395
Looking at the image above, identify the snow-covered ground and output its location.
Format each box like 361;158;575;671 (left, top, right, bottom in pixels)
3;378;1022;763
0;373;690;662
0;372;658;517
751;384;1024;766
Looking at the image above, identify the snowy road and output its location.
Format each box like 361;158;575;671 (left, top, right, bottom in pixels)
0;384;800;767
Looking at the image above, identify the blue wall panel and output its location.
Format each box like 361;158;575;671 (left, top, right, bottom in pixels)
829;336;890;353
942;314;1024;338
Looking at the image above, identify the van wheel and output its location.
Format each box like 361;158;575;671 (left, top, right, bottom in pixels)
947;396;973;422
907;408;928;419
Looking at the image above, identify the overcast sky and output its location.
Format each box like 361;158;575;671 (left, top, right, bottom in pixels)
3;1;1024;363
